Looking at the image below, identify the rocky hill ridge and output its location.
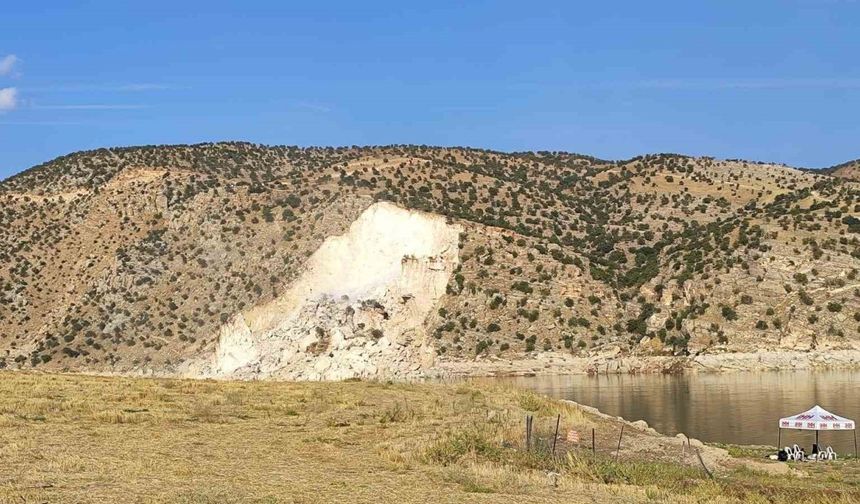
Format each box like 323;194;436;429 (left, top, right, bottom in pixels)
2;143;860;378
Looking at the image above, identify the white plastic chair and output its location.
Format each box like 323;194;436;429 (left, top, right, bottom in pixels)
824;446;837;461
792;444;803;461
785;444;808;461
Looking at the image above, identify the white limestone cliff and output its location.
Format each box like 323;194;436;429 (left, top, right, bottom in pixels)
194;201;461;380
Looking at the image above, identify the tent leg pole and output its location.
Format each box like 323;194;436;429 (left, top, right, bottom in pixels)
816;430;819;450
777;428;781;449
854;430;857;458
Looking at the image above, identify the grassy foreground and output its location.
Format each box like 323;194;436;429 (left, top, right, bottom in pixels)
0;372;857;503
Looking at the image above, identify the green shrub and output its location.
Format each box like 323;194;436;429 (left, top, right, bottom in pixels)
511;281;533;294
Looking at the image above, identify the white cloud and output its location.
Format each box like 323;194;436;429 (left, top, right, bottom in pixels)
0;55;19;76
115;83;172;91
0;120;87;126
33;104;148;110
22;83;181;93
295;101;332;113
637;78;860;90
0;88;18;112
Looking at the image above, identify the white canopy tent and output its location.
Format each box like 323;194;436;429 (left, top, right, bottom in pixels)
778;405;857;456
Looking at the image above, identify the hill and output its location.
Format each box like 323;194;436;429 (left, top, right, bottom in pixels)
823;159;860;181
2;143;860;378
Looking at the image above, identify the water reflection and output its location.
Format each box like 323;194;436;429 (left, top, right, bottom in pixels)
498;370;860;454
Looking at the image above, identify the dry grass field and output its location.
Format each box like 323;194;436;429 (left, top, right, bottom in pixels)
0;372;857;503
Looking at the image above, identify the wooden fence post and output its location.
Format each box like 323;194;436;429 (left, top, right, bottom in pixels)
592;428;596;456
525;414;533;452
525;415;529;452
614;425;625;462
694;447;714;479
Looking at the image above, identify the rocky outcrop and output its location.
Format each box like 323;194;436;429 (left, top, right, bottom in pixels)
433;347;860;377
561;398;792;476
188;202;462;380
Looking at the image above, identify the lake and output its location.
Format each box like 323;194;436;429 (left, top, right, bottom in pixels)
499;370;860;455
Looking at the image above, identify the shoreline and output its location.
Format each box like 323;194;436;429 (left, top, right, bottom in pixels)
555;396;801;477
9;348;860;382
433;348;860;378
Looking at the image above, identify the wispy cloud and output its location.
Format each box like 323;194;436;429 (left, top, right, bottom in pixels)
438;105;497;112
295;101;333;113
0;55;19;76
32;104;149;110
0;120;89;126
114;83;174;91
24;83;181;92
637;78;860;90
0;88;18;112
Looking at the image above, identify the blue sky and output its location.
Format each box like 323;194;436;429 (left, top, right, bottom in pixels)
1;1;859;178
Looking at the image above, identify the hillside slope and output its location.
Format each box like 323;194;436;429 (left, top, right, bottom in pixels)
2;143;860;378
823;159;860;181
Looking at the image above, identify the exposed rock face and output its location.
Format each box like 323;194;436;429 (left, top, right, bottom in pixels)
192;202;462;380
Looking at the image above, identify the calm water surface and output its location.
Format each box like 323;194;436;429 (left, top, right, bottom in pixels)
499;370;860;454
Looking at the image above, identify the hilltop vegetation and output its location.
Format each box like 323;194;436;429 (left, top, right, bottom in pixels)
1;143;860;375
823;159;860;181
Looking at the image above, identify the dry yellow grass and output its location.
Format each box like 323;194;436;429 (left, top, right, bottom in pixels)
0;372;601;504
0;372;857;503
